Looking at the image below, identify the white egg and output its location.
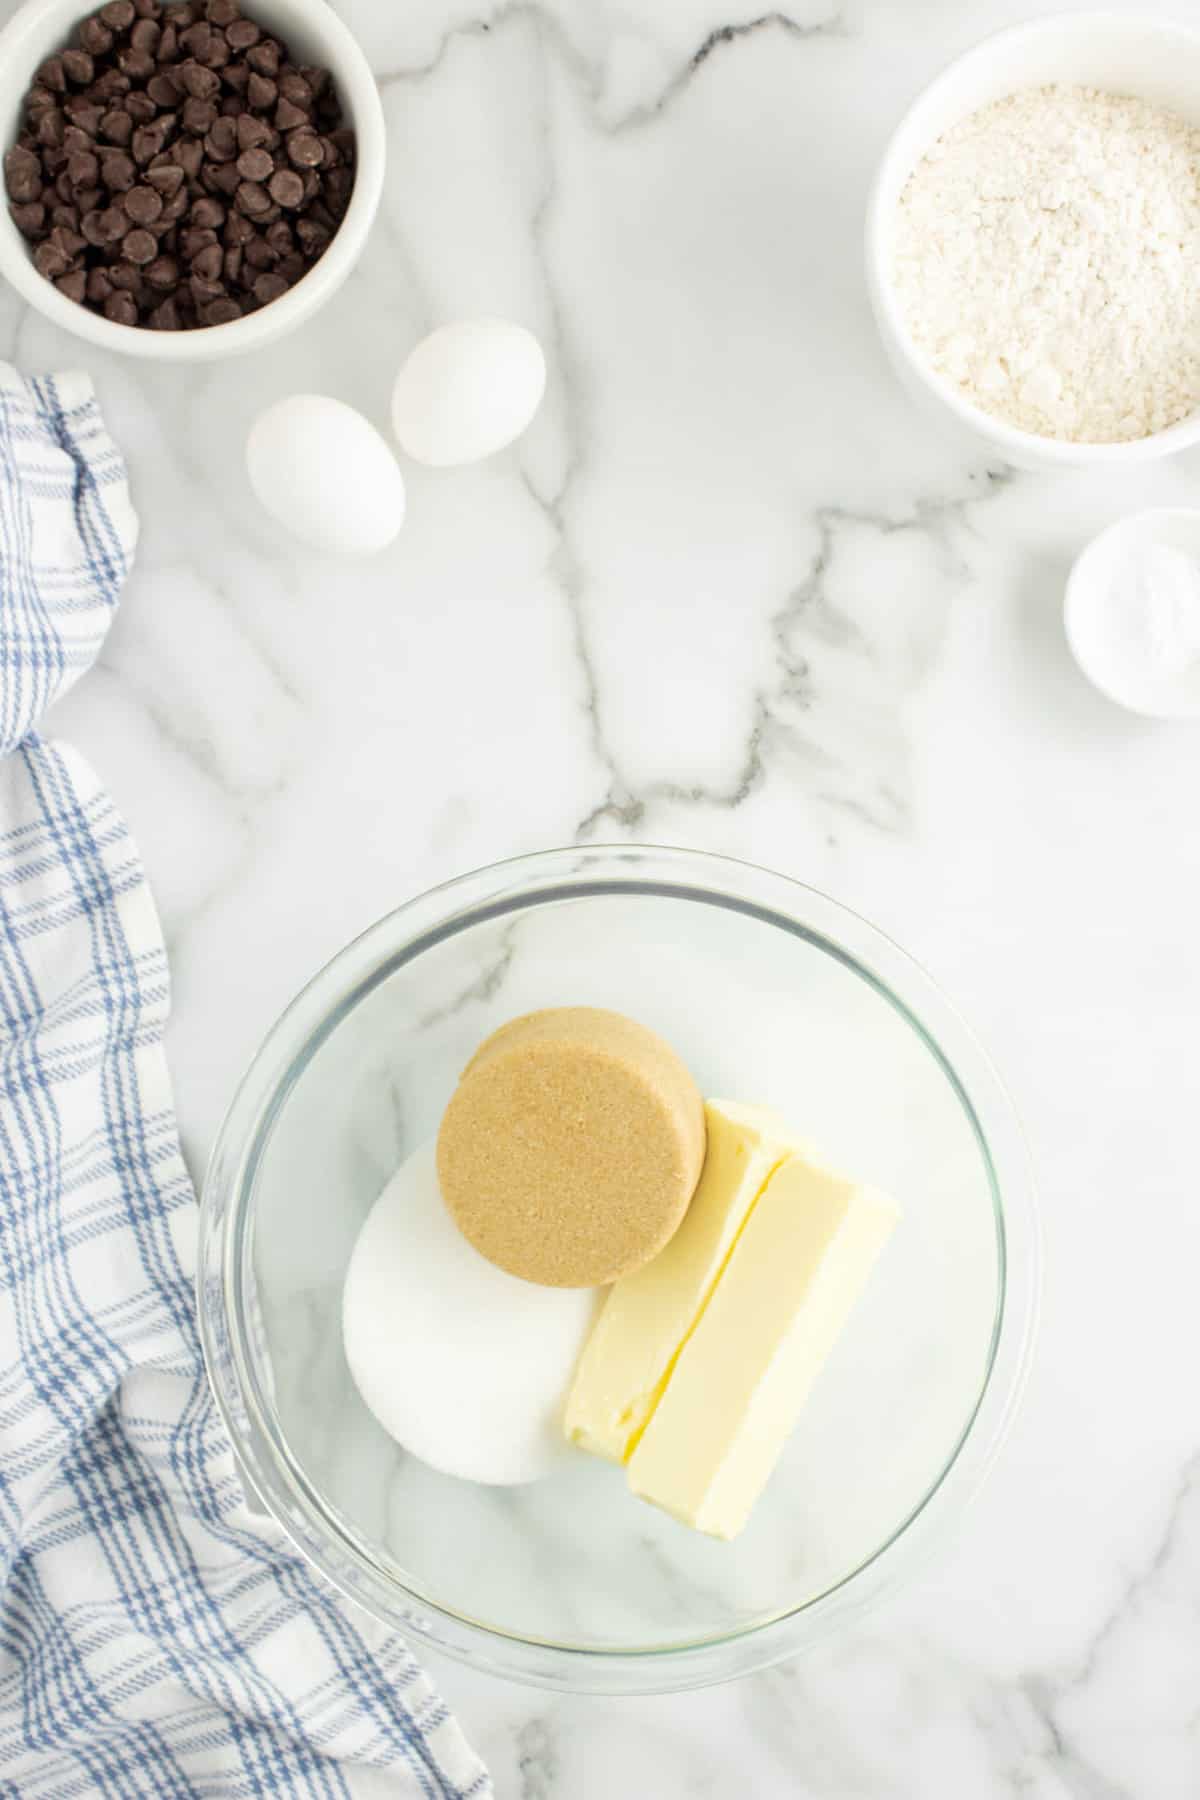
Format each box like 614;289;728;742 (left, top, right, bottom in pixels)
342;1141;598;1486
391;319;547;467
245;394;405;556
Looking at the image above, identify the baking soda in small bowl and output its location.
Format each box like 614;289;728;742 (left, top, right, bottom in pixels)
1066;511;1200;717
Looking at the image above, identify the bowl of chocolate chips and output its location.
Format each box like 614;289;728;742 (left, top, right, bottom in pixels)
0;0;385;356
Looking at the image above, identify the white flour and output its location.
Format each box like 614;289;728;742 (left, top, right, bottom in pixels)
893;85;1200;443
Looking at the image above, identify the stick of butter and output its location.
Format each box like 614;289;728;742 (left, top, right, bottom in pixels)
626;1152;899;1540
564;1101;804;1461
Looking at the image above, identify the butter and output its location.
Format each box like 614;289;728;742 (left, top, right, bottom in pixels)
564;1101;803;1461
626;1152;899;1540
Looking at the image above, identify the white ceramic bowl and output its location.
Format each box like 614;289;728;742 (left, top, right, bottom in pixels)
866;12;1200;470
0;0;385;360
1065;508;1200;719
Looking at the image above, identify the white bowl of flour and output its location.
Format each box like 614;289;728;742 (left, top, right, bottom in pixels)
867;13;1200;469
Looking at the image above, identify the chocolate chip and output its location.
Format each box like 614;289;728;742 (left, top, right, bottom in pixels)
100;149;136;190
67;151;99;186
246;72;275;110
234;110;267;150
234;178;269;215
205;161;241;196
236;146;271;181
10;200;46;237
206;0;241;26
179;224;217;257
205;115;238;159
295;216;329;257
245;38;278;75
179;56;219;98
108;257;142;289
198;34;230;71
125;92;158;124
37;109;67;149
145;252;179;287
180;20;210;55
273;96;306;132
223;207;252;244
222;242;242;281
158;22;179;59
158;186;188;223
123;183;163;223
62;49;96;86
148;294;180;327
91;67;131;98
55;268;88;303
267;167;302;208
180;97;214;133
191;240;222;279
146;160;184;195
86;267;113;301
79;18;115;56
132;119;171;162
188;271;222;304
99;108;132;145
121;226;157;262
171;136;202;178
189;194;224;227
52;220;87;255
4;146;42;203
104;289;137;324
38;56;67;94
34;239;69;279
250;268;286;304
276;70;309;108
117;48;156;82
225;18;257;49
242;231;274;269
82;204;127;244
286;130;321;168
130;17;161;52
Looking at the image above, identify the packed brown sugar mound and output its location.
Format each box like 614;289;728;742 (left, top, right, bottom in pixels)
437;1007;706;1288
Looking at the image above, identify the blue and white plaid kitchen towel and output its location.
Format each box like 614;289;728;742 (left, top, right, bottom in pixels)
0;364;489;1799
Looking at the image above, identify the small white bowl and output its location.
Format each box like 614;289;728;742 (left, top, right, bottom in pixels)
0;0;385;361
1065;508;1200;720
866;13;1200;471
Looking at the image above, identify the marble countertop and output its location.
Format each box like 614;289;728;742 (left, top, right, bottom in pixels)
4;0;1199;1792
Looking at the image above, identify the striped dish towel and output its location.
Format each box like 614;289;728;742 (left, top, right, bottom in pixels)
0;364;489;1800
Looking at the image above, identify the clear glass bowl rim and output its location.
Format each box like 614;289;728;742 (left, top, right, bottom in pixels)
197;843;1041;1695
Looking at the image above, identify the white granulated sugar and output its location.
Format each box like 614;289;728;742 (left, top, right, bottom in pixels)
893;85;1200;443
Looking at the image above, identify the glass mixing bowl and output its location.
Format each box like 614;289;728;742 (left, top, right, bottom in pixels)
198;845;1039;1693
